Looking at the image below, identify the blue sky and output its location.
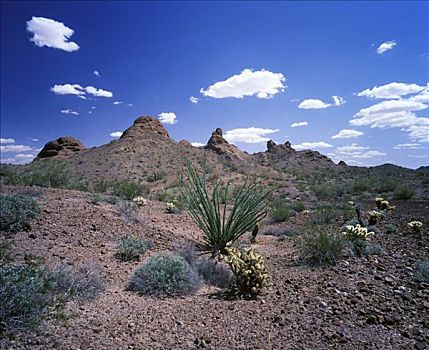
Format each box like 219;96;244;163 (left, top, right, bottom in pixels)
1;1;428;168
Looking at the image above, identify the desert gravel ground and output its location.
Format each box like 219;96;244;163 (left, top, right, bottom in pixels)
1;186;428;350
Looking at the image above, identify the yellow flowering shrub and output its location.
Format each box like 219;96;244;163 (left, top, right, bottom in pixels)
408;221;423;234
132;196;146;207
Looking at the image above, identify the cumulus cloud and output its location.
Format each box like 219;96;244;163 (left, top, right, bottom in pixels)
51;84;113;98
85;86;113;97
200;69;286;99
334;143;386;159
298;96;345;109
94;70;100;77
15;153;35;160
0;138;15;144
26;16;79;52
290;121;308;128
406;124;429;143
27;138;39;142
293;141;333;150
127;103;133;107
113;101;123;105
0;145;34;153
158;112;177;125
394;143;423;150
191;142;205;147
357;82;426;99
408;84;429;103
376;40;396;54
110;131;123;138
61;109;79;115
224;127;279;144
189;96;200;104
332;129;364;139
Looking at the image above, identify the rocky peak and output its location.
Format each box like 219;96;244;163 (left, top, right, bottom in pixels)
207;127;247;160
37;137;85;159
120;116;170;140
266;140;295;153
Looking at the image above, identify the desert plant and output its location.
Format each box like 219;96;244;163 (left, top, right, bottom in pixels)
367;210;381;225
114;237;148;261
0;239;13;263
394;184;415;200
375;197;395;211
0;194;42;233
407;221;423;234
50;265;105;301
116;200;139;222
165;201;180;214
385;223;398;234
113;180;144;199
302;231;344;266
132;196;146;207
88;193;102;204
196;258;232;288
342;224;374;256
179;162;271;257
220;247;270;298
271;202;293;222
128;253;201;296
415;260;429;283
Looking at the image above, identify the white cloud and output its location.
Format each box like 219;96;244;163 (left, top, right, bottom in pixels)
394;143;423;150
26;17;79;52
376;40;396;54
191;142;205;147
158;112;177;125
406;124;429;143
61;109;79;115
298;99;331;109
27;138;39;142
88;111;92;114
85;86;113;97
200;69;286;99
224;127;279;144
408;84;429;103
0;138;15;144
189;96;200;104
94;70;100;77
333;143;386;159
298;96;345;109
91;106;96;109
51;84;113;98
127;103;133;107
350;100;428;128
357;82;426;99
51;84;85;96
332;95;345;106
113;101;123;105
332;129;364;139
110;131;123;138
293;141;333;150
0;145;34;153
408;154;428;159
290;121;308;128
15;153;35;160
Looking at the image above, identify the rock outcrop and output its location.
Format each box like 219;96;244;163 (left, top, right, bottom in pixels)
120;116;170;140
266;140;295;153
37;137;85;159
207;128;247;160
178;140;192;147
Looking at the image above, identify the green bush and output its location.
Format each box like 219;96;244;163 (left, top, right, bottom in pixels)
394;184;415;200
302;231;343;266
0;194;42;233
0;239;13;263
20;162;70;188
179;162;271;256
289;201;305;213
195;258;232;288
415;260;429;283
114;237;148;261
116;200;139;222
271;202;293;223
128;253;201;296
113;180;144;199
0;260;104;334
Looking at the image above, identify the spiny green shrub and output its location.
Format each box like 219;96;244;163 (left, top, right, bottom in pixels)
114;237;148;261
179;162;271;256
196;258;232;288
342;224;374;256
0;194;42;233
302;231;344;266
394;184;415;200
220;247;270;298
113;180;145;199
415;260;429;283
0;239;12;263
128;253;201;296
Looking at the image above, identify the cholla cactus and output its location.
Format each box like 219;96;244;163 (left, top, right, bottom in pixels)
368;210;381;225
342;224;374;241
165;202;176;213
348;201;355;206
220;247;270;298
375;197;395;211
133;196;146;207
408;221;423;234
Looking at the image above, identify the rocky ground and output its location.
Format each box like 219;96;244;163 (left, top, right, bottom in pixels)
1;185;428;350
